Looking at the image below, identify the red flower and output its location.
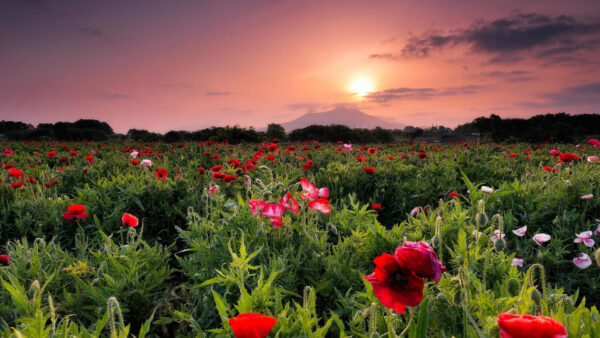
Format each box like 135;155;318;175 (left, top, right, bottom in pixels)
356;155;366;162
0;255;8;265
198;167;205;175
46;151;57;158
122;213;139;227
372;203;382;210
8;169;23;179
559;153;578;163
418;152;428;159
509;152;517;158
449;192;460;199
228;313;277;338
131;159;139;165
280;192;300;214
26;177;36;183
155;168;168;180
364;242;445;314
222;174;238;183
308;198;331;214
368;148;377;154
543;166;557;173
363;167;376;174
85;155;94;163
44;183;52;188
497;313;567;338
63;204;89;220
11;181;24;189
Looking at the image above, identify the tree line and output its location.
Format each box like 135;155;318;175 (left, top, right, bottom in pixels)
1;113;598;143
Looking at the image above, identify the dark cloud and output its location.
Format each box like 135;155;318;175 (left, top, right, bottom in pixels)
480;70;537;82
161;83;196;89
367;85;483;103
520;82;600;108
205;91;230;96
369;53;399;61
103;93;133;99
81;27;103;36
399;13;600;62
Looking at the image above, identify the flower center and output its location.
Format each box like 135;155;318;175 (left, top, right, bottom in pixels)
391;271;408;287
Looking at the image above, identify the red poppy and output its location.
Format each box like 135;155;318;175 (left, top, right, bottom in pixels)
63;204;89;220
363;167;376;174
559;153;578;163
222;174;238;183
418;152;428;159
280;192;300;214
122;213;139;227
26;177;36;183
228;313;277;338
8;169;23;179
0;255;8;265
509;152;517;158
372;203;382;210
308;198;331;214
11;181;24;189
497;313;567;338
543;166;557;173
449;192;460;199
356;155;366;162
198;167;205;175
85;155;94;163
364;241;444;314
155;168;168;180
211;165;223;172
44;182;52;188
46;151;57;158
368;148;377;154
131;159;139;165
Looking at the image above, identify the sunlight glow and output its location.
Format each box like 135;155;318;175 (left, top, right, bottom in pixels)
349;77;374;97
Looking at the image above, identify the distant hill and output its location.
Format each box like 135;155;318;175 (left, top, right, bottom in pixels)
281;107;404;131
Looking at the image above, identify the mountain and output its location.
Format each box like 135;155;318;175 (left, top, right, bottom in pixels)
280;107;404;131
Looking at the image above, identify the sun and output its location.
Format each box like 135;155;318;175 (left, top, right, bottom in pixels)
349;77;374;97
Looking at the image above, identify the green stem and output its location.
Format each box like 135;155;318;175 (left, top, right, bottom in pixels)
398;306;415;337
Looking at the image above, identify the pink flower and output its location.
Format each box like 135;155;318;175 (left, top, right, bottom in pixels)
587;155;599;163
130;150;138;158
141;159;152;166
549;148;560;156
580;194;594;200
574;231;594;247
299;178;328;201
280;193;300;214
481;186;494;194
261;203;286;218
533;233;551;245
512;226;527;237
573;253;592;269
208;185;219;194
318;187;329;198
3;149;13;156
308;198;331;214
343;144;353;151
511;258;524;267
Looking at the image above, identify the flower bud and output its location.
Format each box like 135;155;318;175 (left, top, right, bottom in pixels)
494;238;506;252
595;248;600;267
506;278;519;297
432;235;441;248
531;288;542;305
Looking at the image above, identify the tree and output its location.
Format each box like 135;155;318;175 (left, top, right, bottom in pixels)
266;123;286;140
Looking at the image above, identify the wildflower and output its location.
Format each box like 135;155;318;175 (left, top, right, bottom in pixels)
410;206;424;217
574;231;594;247
356;155;366;162
368;148;377;154
448;192;460;199
155;168;168;180
308;198;331;214
481;186;494;194
559;153;578;162
130;150;138;158
372;203;382;210
363;167;376;174
587;155;599;163
11;182;24;189
580;194;594;200
491;230;505;243
122;213;139;227
532;233;551;245
343;144;353;151
364;242;445;314
85;155;94;164
280;193;300;214
299;178;328;201
131;159;139;165
8;169;23;179
573;253;592;269
141;159;152;166
512;226;527;237
497;313;567;338
418;152;428;159
209;185;219;194
63;204;89;220
543;166;557;172
47;151;57;158
0;255;9;265
511;258;524;267
228;313;277;338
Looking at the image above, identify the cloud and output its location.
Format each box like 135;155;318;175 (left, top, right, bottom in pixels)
103;93;133;99
81;27;103;36
366;85;483;103
480;70;537;82
398;13;600;62
161;82;197;89
205;91;230;96
369;53;399;61
520;82;600;108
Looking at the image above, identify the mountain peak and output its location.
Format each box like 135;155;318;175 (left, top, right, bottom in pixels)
281;107;403;131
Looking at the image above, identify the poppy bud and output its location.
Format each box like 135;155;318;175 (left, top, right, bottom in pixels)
595;248;600;267
476;213;488;227
506;278;519;297
432;235;441;249
531;288;542;305
562;295;574;307
494;238;506;251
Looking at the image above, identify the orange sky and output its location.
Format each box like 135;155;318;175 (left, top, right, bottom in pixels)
1;0;599;133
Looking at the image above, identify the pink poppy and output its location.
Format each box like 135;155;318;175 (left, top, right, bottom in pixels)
280;193;300;214
574;231;594;247
580;194;594;200
209;185;219;194
512;226;527;237
308;198;331;214
511;258;524;267
573;253;592;269
532;233;551;245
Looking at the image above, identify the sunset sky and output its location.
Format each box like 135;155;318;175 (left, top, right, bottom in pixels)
1;0;600;133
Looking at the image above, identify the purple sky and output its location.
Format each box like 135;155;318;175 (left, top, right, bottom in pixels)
1;0;599;133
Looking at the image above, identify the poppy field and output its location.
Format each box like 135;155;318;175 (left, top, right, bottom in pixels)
1;139;600;337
